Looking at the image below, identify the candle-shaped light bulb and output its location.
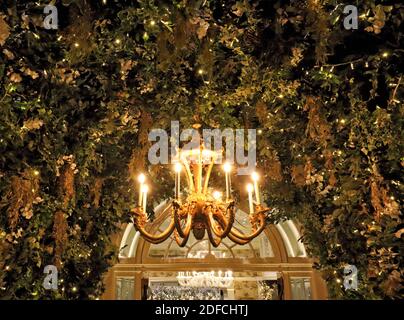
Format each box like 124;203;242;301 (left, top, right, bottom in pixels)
141;184;148;212
223;162;232;200
247;183;254;214
174;163;182;200
137;173;146;206
251;171;260;204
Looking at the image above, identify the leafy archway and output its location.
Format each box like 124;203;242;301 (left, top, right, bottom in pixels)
0;0;402;299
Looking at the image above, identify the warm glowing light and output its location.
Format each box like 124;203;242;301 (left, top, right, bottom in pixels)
382;52;389;58
74;42;79;48
212;191;222;201
141;184;149;193
138;173;146;184
340;119;346;124
132;144;270;246
33;170;40;176
174;163;182;173
198;69;204;75
150;20;156;26
223;163;232;173
247;183;254;214
115;38;121;44
251;172;260;204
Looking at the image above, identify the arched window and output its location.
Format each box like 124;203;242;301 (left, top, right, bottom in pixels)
104;201;327;300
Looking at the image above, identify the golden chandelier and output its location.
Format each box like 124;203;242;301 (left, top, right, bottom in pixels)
131;145;270;247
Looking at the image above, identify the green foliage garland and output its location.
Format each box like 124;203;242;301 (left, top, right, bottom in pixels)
0;0;402;299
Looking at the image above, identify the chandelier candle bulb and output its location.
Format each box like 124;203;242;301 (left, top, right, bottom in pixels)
174;163;182;200
223;163;232;200
251;172;260;204
247;183;254;214
142;185;148;212
225;173;229;200
138;174;146;206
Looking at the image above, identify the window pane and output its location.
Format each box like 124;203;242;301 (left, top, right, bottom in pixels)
116;277;134;300
290;278;311;300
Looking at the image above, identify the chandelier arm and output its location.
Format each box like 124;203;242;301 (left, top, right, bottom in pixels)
134;220;175;244
206;224;222;248
180;157;195;192
227;232;250;245
182;159;195;192
202;159;215;194
207;203;235;239
229;214;266;241
214;216;250;245
173;204;193;238
132;204;175;244
174;228;191;247
208;213;227;238
223;202;236;235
